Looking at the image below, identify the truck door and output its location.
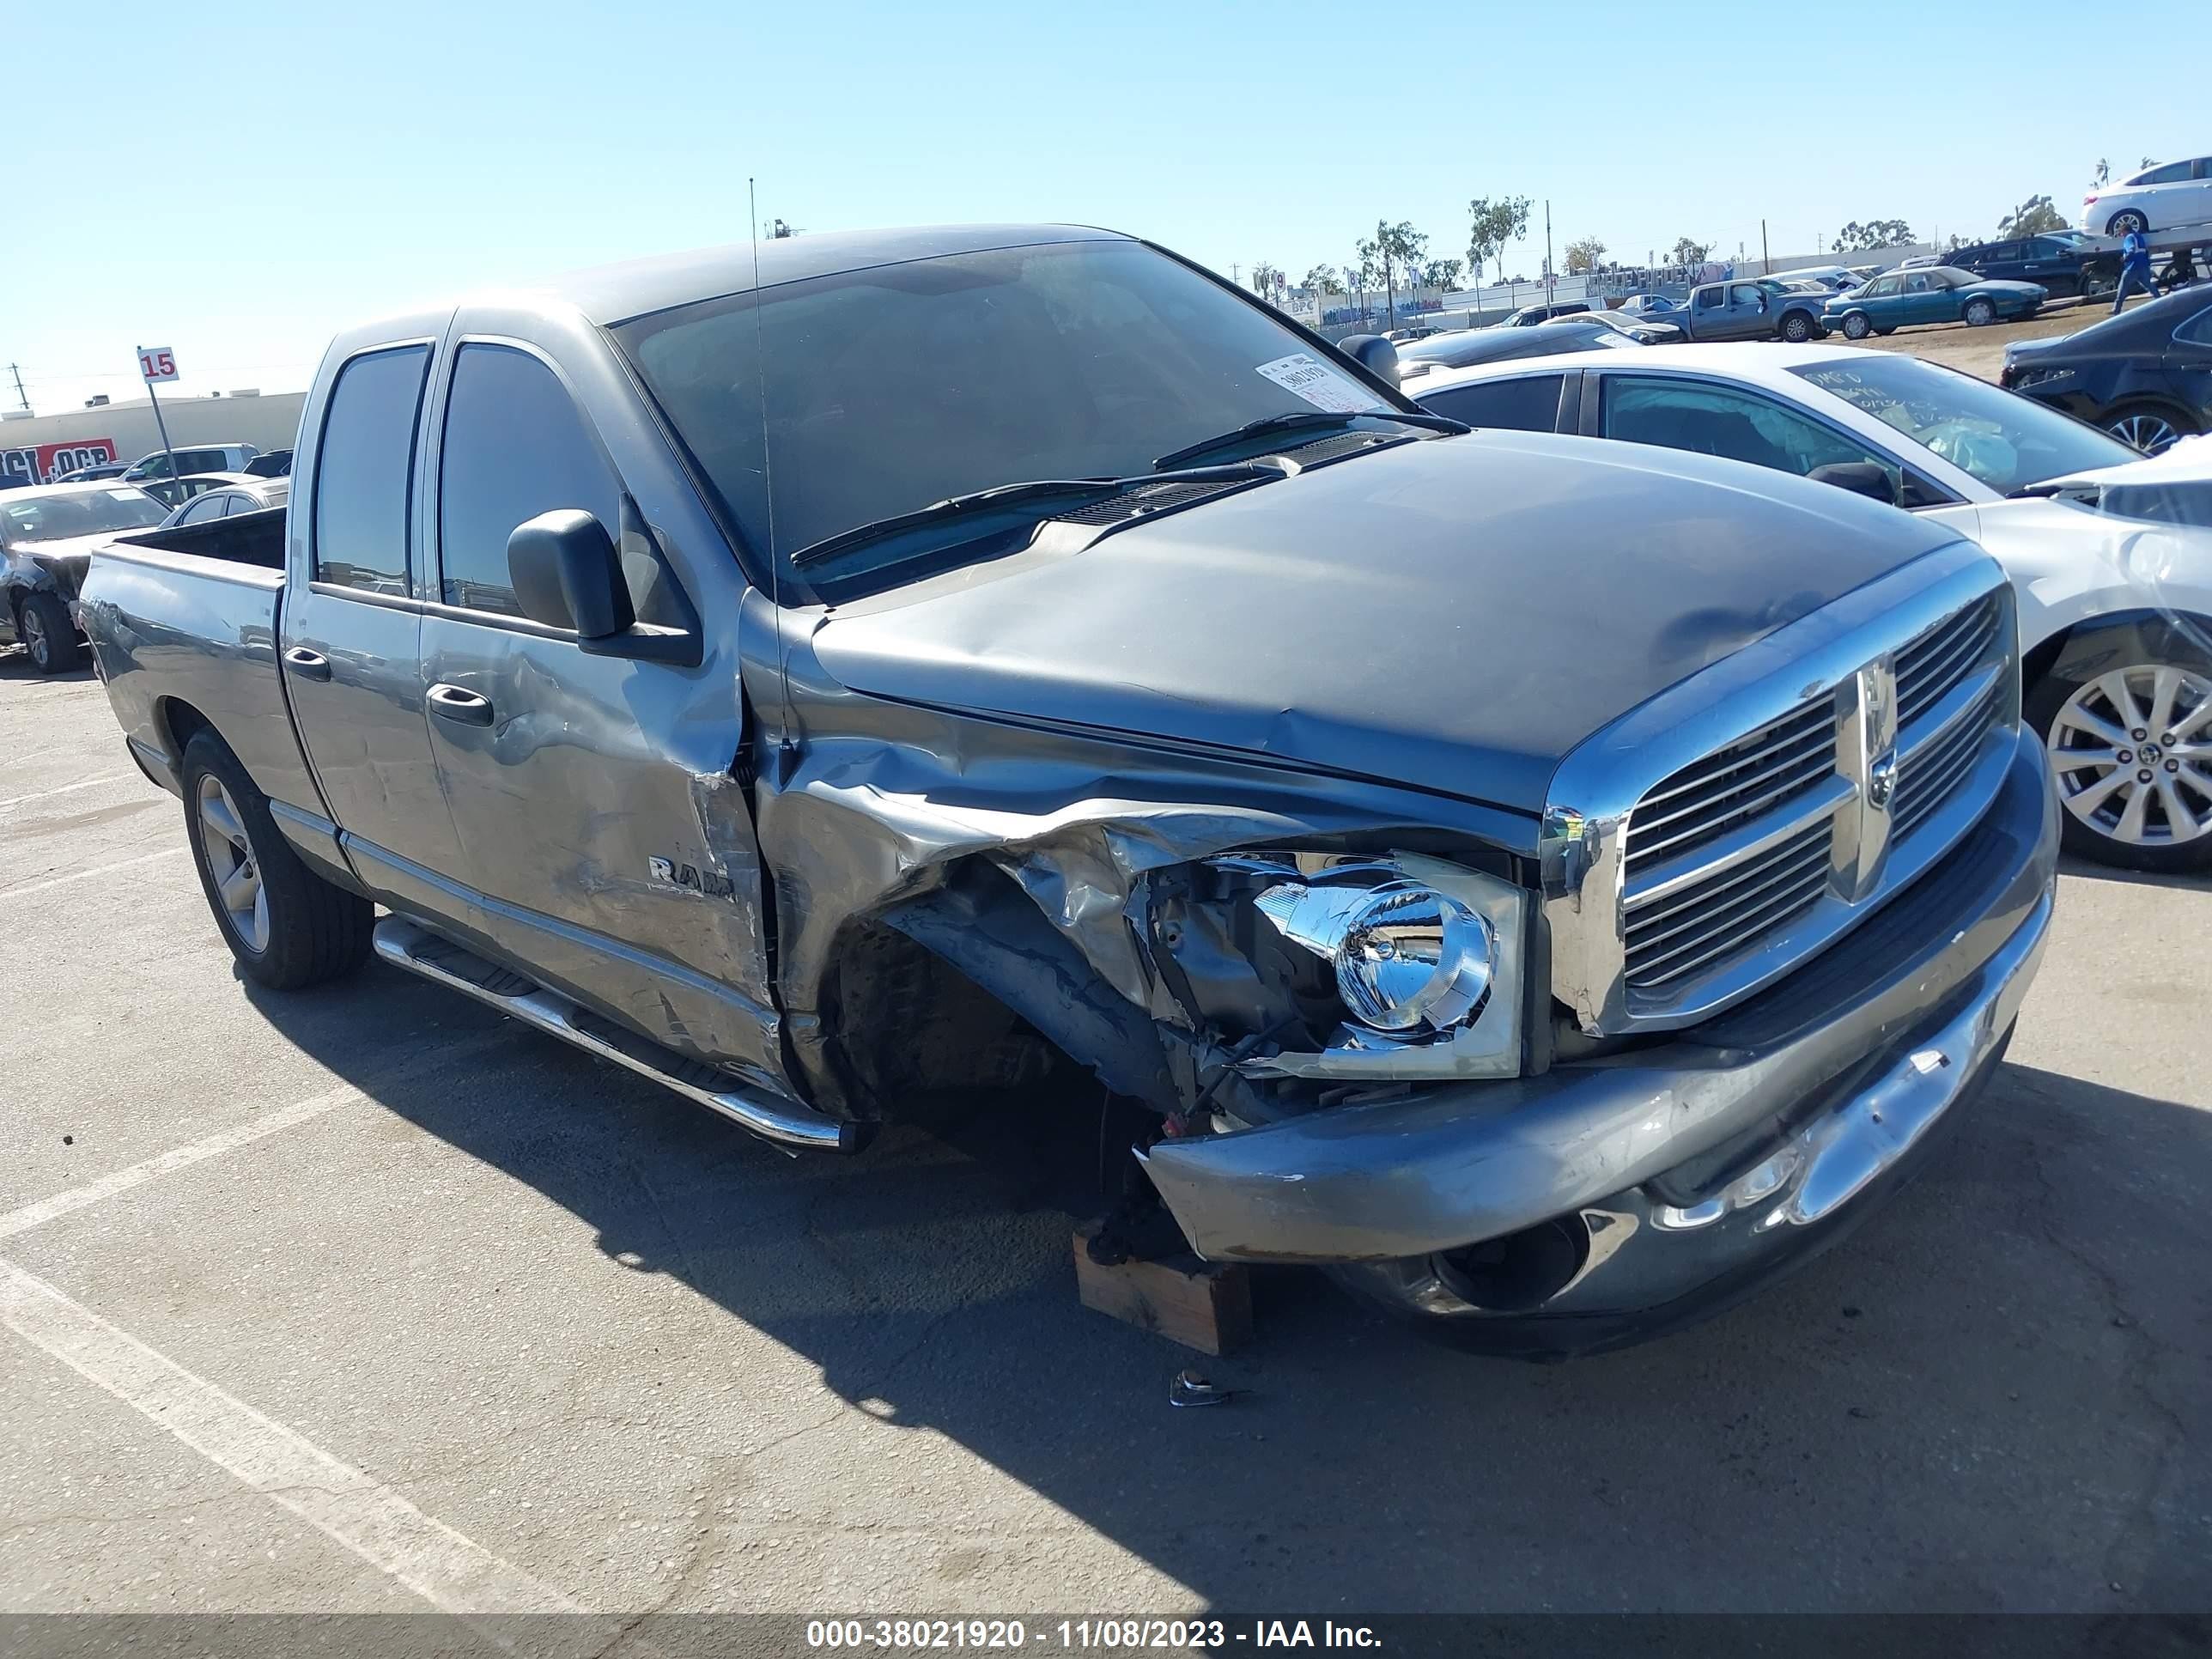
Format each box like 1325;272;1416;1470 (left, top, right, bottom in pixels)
415;325;781;1085
279;335;476;926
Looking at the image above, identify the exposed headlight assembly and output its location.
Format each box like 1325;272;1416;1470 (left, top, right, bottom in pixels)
1208;852;1528;1082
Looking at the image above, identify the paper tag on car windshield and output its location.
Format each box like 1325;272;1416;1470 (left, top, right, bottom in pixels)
1254;353;1381;413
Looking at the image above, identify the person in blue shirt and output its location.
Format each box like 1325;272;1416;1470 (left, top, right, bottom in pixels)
2112;228;2157;312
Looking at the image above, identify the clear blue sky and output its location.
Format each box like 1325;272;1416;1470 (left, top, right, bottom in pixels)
9;0;2208;414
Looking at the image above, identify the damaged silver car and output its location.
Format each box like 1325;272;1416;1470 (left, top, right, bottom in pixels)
80;225;2058;1352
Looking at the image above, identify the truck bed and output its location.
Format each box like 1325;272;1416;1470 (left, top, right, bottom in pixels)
112;504;288;570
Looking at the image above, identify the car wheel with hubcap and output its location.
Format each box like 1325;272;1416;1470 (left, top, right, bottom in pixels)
2106;210;2148;237
2029;662;2212;872
1779;310;1815;343
180;729;374;988
15;592;82;675
1963;297;1996;327
2104;404;2197;456
1840;312;1872;340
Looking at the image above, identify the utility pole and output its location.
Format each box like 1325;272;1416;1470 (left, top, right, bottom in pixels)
1761;219;1770;276
1543;199;1553;290
6;363;26;414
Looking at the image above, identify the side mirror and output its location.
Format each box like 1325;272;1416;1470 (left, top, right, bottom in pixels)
1338;333;1401;382
507;509;635;638
1808;462;1902;507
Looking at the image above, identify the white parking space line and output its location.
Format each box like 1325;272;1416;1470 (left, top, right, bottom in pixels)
0;846;188;903
0;774;131;812
0;1258;584;1617
0;1085;361;1241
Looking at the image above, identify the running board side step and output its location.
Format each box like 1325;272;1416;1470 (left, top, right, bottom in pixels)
372;917;869;1154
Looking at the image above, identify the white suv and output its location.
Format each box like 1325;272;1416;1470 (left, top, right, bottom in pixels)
2081;155;2212;238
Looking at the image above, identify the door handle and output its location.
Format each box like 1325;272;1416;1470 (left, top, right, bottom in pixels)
283;646;332;682
428;683;495;727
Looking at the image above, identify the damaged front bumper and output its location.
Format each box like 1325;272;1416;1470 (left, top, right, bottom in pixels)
1139;732;2057;1352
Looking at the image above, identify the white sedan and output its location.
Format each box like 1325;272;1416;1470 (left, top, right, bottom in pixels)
1409;342;2212;872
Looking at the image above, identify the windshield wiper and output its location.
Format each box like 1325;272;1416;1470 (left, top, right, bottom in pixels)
788;465;1285;569
1151;408;1466;471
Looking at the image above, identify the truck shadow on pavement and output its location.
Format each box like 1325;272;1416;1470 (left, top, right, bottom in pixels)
241;967;2211;1613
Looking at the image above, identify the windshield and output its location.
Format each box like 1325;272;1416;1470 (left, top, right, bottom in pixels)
3;487;168;544
1792;355;2136;492
613;239;1400;590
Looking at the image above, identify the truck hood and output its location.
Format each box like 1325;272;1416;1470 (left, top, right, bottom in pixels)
811;432;1960;815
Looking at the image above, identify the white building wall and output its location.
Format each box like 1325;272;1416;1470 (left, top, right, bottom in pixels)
1;389;308;466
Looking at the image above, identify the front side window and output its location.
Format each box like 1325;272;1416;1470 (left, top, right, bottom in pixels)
313;345;429;594
1416;374;1565;432
1601;375;1903;485
615;239;1406;593
437;344;621;617
1866;276;1899;297
1792;354;2135;492
1730;284;1764;306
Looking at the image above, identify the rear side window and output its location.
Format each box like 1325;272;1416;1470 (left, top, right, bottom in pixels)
2135;161;2190;185
1419;374;1566;432
313;346;429;594
2177;305;2212;347
437;344;620;617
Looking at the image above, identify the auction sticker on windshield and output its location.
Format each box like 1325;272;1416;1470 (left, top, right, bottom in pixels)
1255;353;1381;413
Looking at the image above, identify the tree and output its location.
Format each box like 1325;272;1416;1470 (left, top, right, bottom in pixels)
1565;236;1607;275
2094;158;2111;188
1303;264;1340;297
1466;195;1532;287
1419;257;1463;290
1669;236;1712;267
1832;218;1914;253
1249;262;1284;303
1997;195;2066;238
1357;220;1427;325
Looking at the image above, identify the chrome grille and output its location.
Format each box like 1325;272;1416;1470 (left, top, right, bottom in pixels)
1571;556;2021;1031
1622;700;1836;878
1625;822;1831;988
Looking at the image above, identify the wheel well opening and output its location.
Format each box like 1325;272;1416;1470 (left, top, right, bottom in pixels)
157;697;213;763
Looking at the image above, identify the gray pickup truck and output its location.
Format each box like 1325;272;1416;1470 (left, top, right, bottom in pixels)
1678;276;1834;344
82;225;2057;1353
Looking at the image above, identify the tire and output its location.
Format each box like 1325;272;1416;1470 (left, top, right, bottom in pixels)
1839;312;1873;341
2028;660;2212;873
16;592;81;675
2103;402;2198;457
1778;309;1816;343
180;730;374;988
1963;297;1996;327
2106;210;2148;237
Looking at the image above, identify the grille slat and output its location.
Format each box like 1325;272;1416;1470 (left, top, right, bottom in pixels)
1619;587;2009;1002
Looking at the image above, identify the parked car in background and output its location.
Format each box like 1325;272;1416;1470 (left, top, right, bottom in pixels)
1674;277;1832;343
75;223;2057;1352
1898;252;1943;270
54;461;131;483
1823;267;2045;339
1947;233;2106;299
138;471;265;511
1580;309;1684;344
156;477;289;527
2081;155;2212;238
1410;342;2212;868
1614;292;1680;319
1394;318;1651;382
121;442;260;482
2;481;168;672
1767;265;1861;294
1499;299;1590;325
2002;282;2212;455
242;448;295;478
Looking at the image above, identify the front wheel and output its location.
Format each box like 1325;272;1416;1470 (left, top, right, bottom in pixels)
2030;662;2212;872
15;592;82;675
1778;310;1816;343
180;730;374;988
2106;210;2149;237
1963;298;1997;327
1839;312;1873;340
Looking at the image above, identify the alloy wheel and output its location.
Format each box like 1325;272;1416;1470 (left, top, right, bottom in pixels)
21;605;48;667
2109;411;2182;455
196;775;270;953
2046;665;2212;848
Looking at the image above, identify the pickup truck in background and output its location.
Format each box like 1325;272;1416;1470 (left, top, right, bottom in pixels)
1675;277;1833;344
82;224;2057;1354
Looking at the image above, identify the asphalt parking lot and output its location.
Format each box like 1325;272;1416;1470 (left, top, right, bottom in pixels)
3;642;2209;1623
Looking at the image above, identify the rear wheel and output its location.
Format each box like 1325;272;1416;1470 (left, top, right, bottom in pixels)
2106;210;2149;237
180;730;374;988
1839;312;1873;340
2104;403;2197;456
15;592;81;675
2030;662;2212;872
1963;297;1997;327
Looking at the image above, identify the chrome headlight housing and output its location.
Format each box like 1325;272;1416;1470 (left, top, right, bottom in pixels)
1166;851;1529;1083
